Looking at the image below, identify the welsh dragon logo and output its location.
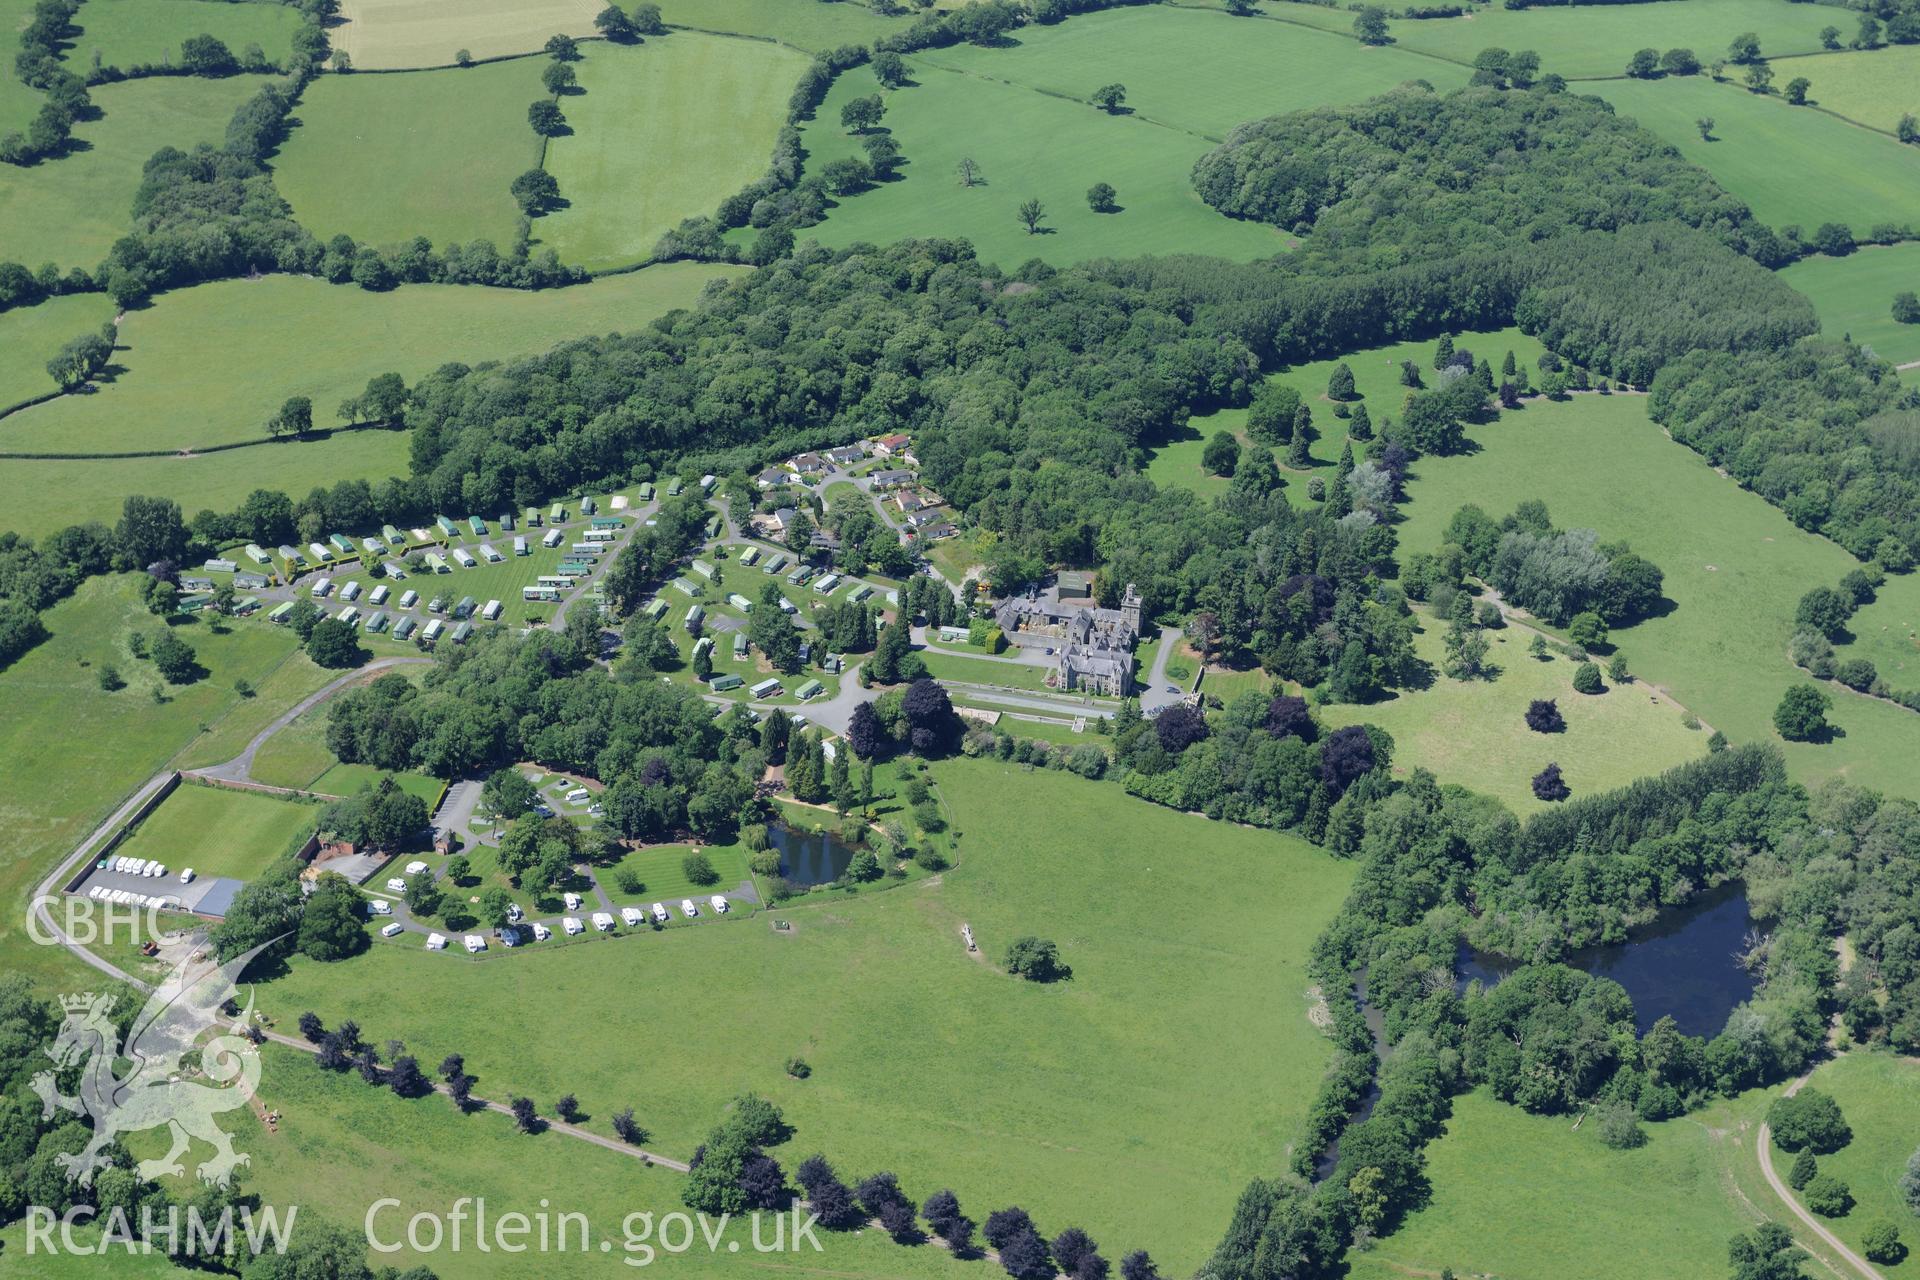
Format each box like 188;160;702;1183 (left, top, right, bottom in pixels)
32;935;277;1188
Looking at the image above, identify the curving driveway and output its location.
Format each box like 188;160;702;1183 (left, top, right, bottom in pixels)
192;656;431;784
1756;1066;1885;1280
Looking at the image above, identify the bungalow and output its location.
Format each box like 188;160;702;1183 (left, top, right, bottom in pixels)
872;433;911;457
869;469;914;489
825;445;865;467
894;490;930;513
755;467;792;489
917;522;960;541
786;452;828;477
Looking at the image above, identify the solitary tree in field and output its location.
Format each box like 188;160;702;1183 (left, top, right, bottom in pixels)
455;48;472;66
328;49;352;73
872;50;906;87
1894;291;1920;324
1785;76;1810;105
1900;114;1920;144
1695;116;1715;140
1743;62;1773;93
546;33;579;59
593;7;639;42
510;168;560;214
1525;699;1565;733
1224;0;1258;13
1531;763;1570;802
1820;24;1842;49
840;93;885;134
1017;198;1047;234
542;60;577;94
1625;48;1658;78
1774;683;1832;742
956;155;981;187
528;99;566;135
1353;5;1389;44
1727;31;1761;64
1091;82;1126;113
631;3;667;35
1086;181;1117;212
268;394;312;437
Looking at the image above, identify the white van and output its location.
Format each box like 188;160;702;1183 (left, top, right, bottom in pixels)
621;906;644;927
680;898;698;918
592;912;615;932
532;922;552;941
710;895;729;914
565;787;591;804
386;877;407;893
563;916;584;936
179;867;195;883
563;892;581;911
651;902;669;924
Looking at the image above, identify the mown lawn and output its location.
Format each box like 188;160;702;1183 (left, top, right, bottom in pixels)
1345;1087;1767;1280
916;5;1467;139
1773;44;1920;134
654;0;913;50
331;0;599;69
0;265;738;457
247;759;1355;1272
918;647;1062;693
1320;611;1707;814
64;0;304;72
600;839;754;909
275;58;545;249
1778;242;1920;368
112;780;323;881
1789;1052;1920;1277
0;576;317;991
791;58;1287;269
1396;393;1920;805
539;34;805;270
0;293;115;413
0;0;43;135
0;73;269;271
1595;75;1920;237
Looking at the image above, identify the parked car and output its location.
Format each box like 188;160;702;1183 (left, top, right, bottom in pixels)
178;867;195;883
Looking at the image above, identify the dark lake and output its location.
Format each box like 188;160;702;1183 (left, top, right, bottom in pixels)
767;823;856;887
1458;882;1759;1037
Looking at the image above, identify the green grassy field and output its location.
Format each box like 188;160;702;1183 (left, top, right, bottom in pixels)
1180;326;1547;505
918;646;1066;693
171;647;353;771
215;1043;987;1279
0;0;43;136
538;34;806;270
791;58;1287;268
1252;0;1842;80
275;59;544;249
1775;44;1920;134
0;576;325;992
1778;242;1920;368
1396;393;1920;804
0;265;738;459
1594;76;1920;237
112;780;322;881
65;0;304;72
310;762;442;804
0;293;115;412
1321;612;1707;813
1345;1087;1766;1280
1789;1052;1920;1277
916;5;1467;140
250;698;345;790
332;0;599;70
245;759;1354;1271
0;432;413;543
0;73;268;271
654;0;912;51
0;1221;189;1277
1829;567;1920;700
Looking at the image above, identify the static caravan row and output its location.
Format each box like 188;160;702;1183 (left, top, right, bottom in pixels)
732;632;749;658
481;599;502;621
748;678;783;699
451;548;477;569
846;583;874;603
542;528;564;549
468;515;487;536
590;516;624;530
370;584;389;605
329;533;354;555
523;586;560;602
244;544;272;565
709;673;744;692
267;601;296;624
453;596;476;620
479;543;503;562
392;615;418;641
435;515;458;537
690;558;715;579
365;610;390;634
536;575;574;591
421;618;446;645
383;524;404;545
762;553;788;574
398;589;419;609
583;529;617;545
813;573;842;594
